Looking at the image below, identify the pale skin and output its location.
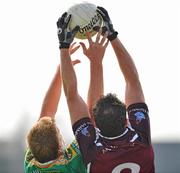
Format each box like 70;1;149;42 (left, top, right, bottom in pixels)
110;38;145;106
60;31;109;125
60;31;144;126
80;28;144;123
39;43;80;120
80;31;109;121
30;44;80;156
60;47;89;125
80;30;144;122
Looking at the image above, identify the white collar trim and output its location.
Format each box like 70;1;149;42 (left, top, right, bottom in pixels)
99;128;129;140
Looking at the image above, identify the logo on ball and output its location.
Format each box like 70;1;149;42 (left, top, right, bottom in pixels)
67;2;103;39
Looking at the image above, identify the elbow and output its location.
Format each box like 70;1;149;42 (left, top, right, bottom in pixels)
64;85;78;101
126;79;141;88
125;70;140;85
62;77;78;100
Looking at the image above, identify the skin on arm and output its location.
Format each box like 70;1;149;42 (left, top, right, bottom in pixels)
60;48;89;125
57;12;89;125
39;44;80;120
110;38;145;106
96;6;144;107
80;31;109;120
39;65;62;119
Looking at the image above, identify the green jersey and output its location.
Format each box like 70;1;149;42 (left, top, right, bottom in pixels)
24;140;87;173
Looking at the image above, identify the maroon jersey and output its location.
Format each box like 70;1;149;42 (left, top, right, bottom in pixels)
73;103;155;173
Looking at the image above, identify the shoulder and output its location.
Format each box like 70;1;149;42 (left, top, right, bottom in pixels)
63;141;87;172
65;140;81;156
24;149;66;171
127;102;149;121
127;102;152;145
127;102;149;113
73;117;94;137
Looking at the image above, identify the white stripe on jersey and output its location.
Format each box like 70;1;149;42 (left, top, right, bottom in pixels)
99;128;129;140
130;133;139;142
87;162;91;173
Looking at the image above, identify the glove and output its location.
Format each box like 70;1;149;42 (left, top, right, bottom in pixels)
57;12;80;49
96;6;118;41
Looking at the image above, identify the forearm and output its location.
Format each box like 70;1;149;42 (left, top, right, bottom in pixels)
111;37;145;105
60;49;77;98
40;65;61;119
111;38;139;83
88;62;104;116
60;49;89;124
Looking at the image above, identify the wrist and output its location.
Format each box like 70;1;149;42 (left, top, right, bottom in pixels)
59;42;70;49
108;31;118;41
60;48;69;56
90;61;103;67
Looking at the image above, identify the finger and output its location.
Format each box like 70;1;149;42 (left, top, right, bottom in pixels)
79;42;87;53
57;12;67;27
69;42;79;54
100;31;108;45
72;59;81;65
72;25;80;35
70;42;76;49
97;6;108;17
104;39;109;48
93;26;100;32
70;45;80;55
95;29;102;43
102;26;108;35
96;8;106;21
64;14;71;28
61;12;68;18
97;7;109;21
86;32;93;45
97;6;106;12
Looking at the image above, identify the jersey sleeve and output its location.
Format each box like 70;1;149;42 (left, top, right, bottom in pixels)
127;103;152;145
72;117;97;166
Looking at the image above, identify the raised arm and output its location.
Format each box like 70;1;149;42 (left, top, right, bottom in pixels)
111;38;145;106
80;31;109;119
97;7;145;106
39;65;61;119
57;12;89;125
39;44;80;120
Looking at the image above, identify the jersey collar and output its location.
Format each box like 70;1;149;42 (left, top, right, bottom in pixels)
98;128;129;140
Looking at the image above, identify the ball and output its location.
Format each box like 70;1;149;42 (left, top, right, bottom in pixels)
67;2;103;39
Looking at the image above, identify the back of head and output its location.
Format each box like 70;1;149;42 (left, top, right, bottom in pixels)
27;117;61;163
93;93;126;137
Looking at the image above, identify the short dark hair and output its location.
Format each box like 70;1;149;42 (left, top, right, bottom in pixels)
93;93;126;137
